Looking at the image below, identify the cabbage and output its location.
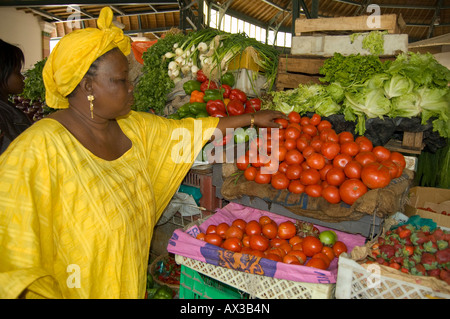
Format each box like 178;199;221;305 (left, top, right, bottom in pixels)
326;82;345;103
390;92;421;118
313;96;341;117
383;74;415;98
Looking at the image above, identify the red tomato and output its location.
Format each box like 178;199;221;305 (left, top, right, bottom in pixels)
302;145;315;158
283;254;301;265
206;224;217;235
300;168;321;185
232;219;247;231
389;151;406;169
321;246;336;261
277;221;297;240
306;258;328;270
249;234;269;251
317;120;332;132
245;220;262;236
288;180;305;194
284;138;297;151
244;166;257;181
296;137;309;152
355;151;377;166
343;160;362;179
305;184;323;197
285;149;304;165
339;179;368;205
285;127;301;140
271;172;290;190
302;236;323;257
321;141;340;160
285;164;303;180
300;116;311;126
278;161;289;174
288;122;302;132
372;146;391;162
274;118;289;129
310;114;321;126
216;222;230;238
338;131;354;144
274;145;287;162
361;162;391;189
287;250;307;264
313;252;331;268
381;159;400;179
340;141;360;157
288;111;301;123
333;153;352;169
205;233;223;246
259;216;273;226
319;163;333;180
322;185;341;204
223;237;242;252
254;170;272;184
310;138;323;153
306;152;326;170
326;167;346;186
333;241;348;257
236;154;250;171
262;223;278;239
196;232;206;241
302;124;318;137
225;225;244;240
355;136;373;152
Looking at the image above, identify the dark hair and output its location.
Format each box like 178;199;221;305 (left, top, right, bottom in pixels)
0;39;24;89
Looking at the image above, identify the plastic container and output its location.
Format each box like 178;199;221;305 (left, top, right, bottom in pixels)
179;265;248;299
182;169;222;211
335;254;450;299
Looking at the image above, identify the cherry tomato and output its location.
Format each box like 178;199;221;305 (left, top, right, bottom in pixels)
277;221;297;240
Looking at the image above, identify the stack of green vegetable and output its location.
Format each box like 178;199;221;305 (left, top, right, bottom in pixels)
267;52;450;139
133;28;279;115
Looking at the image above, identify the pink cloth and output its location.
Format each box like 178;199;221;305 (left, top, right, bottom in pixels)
167;202;366;284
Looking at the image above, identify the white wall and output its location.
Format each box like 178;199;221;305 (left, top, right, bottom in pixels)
0;7;43;70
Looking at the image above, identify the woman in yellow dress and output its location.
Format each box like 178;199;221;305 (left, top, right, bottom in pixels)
0;7;285;298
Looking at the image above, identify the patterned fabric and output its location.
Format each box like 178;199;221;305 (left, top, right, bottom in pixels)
0;111;218;298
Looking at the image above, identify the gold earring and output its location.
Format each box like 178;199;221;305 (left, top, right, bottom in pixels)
87;95;94;119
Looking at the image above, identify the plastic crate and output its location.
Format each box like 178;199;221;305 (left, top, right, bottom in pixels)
182;169;222;212
176;255;335;299
336;255;450;299
180;265;248;299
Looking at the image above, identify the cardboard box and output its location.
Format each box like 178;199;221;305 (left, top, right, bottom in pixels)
404;187;450;228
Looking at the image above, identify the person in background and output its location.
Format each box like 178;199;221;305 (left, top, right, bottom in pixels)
0;39;32;154
0;7;286;299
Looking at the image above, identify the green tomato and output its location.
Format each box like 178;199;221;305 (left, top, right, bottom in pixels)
319;230;337;245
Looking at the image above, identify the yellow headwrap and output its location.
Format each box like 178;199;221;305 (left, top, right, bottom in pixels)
43;7;131;109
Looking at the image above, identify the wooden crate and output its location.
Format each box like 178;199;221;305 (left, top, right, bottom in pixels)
275;54;326;90
385;131;424;155
295;14;405;36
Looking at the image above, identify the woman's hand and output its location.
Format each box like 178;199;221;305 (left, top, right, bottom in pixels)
216;110;288;134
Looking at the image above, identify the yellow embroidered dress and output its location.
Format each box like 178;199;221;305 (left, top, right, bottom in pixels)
0;111;218;298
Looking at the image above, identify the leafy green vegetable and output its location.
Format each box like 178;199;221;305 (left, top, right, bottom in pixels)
350;31;388;55
22;58;47;103
133;32;188;114
383;74;414;98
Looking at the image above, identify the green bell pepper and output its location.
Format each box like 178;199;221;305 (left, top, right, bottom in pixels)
195;111;209;118
177;103;192;118
146;273;154;289
189;102;207;115
203;89;224;102
167;113;181;120
152;285;173;299
221;72;235;87
183;80;202;95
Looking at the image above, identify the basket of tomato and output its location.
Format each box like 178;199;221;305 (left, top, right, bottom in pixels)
149;253;181;291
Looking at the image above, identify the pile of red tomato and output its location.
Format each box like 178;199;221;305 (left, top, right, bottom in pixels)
236;112;407;206
196;216;348;270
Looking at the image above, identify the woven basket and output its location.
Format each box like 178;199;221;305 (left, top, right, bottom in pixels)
149;253;180;292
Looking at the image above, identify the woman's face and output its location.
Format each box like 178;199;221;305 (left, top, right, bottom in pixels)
90;49;134;119
5;66;25;95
